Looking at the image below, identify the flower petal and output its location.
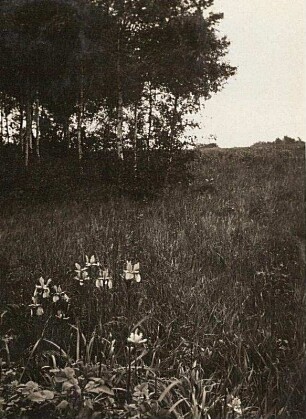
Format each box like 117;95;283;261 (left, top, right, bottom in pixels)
63;293;69;302
43;289;50;298
36;307;44;316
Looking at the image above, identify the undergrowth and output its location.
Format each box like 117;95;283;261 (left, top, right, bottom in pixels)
0;144;305;418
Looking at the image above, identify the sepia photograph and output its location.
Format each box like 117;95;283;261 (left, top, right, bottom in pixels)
0;0;305;417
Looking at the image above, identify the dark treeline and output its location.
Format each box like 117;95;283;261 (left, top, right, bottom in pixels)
0;0;235;188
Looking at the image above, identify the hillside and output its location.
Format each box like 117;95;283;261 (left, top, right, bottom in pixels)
0;144;305;418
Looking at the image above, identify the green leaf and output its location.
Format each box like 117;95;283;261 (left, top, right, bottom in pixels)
86;384;114;396
28;390;54;403
158;379;181;403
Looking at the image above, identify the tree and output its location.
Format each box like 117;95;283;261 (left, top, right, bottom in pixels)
141;4;235;146
0;0;236;172
88;0;235;162
0;0;102;168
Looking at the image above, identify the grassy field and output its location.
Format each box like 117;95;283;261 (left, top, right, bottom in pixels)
0;144;305;418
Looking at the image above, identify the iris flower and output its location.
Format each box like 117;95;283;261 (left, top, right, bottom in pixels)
74;263;89;285
29;296;44;316
127;329;147;345
35;277;52;298
124;261;141;282
227;396;242;415
53;285;69;303
85;255;100;267
95;268;113;289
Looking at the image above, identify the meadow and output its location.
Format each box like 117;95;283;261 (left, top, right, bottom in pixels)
0;144;305;418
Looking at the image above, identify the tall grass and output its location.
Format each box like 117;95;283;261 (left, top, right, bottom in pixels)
0;144;305;417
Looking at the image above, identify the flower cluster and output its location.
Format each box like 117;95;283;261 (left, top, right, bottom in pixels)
74;256;142;289
29;277;69;318
74;255;113;290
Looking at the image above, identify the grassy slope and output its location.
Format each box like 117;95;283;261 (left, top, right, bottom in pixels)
0;144;305;416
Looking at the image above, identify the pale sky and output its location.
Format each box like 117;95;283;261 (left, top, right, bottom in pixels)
193;0;306;147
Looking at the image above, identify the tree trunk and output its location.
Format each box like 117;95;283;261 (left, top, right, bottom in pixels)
147;83;153;151
5;110;10;143
77;102;83;170
133;102;138;172
29;105;33;151
117;89;124;160
116;32;124;160
1;107;5;143
19;104;24;152
63;118;70;151
25;98;32;169
0;106;1;139
34;99;41;163
170;95;178;142
77;66;84;172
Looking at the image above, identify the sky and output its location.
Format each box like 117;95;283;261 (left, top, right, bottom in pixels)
192;0;306;147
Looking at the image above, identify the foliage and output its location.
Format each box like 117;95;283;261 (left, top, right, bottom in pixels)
252;136;304;148
0;146;196;201
0;0;236;166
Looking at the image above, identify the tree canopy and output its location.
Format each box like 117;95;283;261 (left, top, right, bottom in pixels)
0;0;236;169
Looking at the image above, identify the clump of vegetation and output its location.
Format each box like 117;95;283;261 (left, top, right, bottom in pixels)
252;136;304;148
0;144;305;418
0;0;235;173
